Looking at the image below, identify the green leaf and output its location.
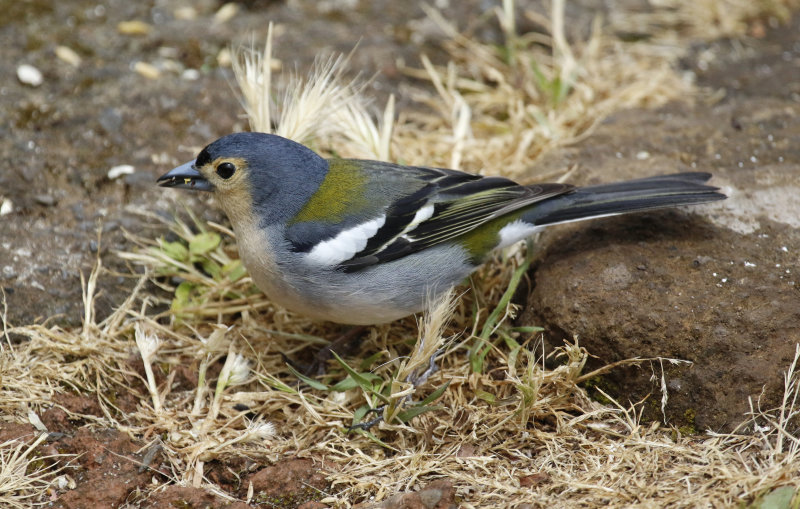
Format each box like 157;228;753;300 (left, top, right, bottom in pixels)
502;333;521;350
286;364;329;391
479;257;531;340
469;339;493;373
419;380;451;406
332;372;384;393
258;373;297;394
469;253;534;373
507;344;521;372
754;486;798;509
352;405;371;424
189;232;221;256
161;239;189;261
476;390;497;404
172;281;194;311
224;260;247;282
352;428;397;450
330;352;374;388
332;375;359;392
331;351;390;404
396;405;443;423
201;259;222;279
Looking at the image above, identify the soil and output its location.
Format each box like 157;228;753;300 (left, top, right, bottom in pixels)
2;0;799;507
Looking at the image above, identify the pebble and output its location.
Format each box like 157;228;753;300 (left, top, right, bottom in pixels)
181;69;200;81
0;199;13;216
55;46;82;67
134;61;160;79
214;3;240;24
17;64;43;87
35;194;56;206
108;164;135;180
117;20;152;35
217;48;232;67
174;6;197;20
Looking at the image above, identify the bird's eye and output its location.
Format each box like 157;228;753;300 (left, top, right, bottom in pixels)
216;162;236;179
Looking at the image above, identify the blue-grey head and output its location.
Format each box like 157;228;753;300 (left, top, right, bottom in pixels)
157;132;328;225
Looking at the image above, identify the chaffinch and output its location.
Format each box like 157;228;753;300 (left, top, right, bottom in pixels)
157;132;725;325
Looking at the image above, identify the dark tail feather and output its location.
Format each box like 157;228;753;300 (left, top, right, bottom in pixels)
526;172;726;226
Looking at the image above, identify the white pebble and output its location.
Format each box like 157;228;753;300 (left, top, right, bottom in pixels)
181;69;200;81
17;64;43;86
214;2;240;23
0;199;12;215
108;164;135;179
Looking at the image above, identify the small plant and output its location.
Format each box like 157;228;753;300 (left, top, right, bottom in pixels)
120;209;261;322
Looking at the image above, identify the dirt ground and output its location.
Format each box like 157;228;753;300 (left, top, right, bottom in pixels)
2;0;800;507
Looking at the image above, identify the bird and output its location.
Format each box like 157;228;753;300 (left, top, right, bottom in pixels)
157;132;726;325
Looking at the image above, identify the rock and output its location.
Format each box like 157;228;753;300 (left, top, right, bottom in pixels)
522;96;800;432
17;64;43;86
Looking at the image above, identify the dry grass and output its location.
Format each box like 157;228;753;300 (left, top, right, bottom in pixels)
607;0;800;41
3;0;800;507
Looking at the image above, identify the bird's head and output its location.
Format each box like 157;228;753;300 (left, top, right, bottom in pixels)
157;132;327;225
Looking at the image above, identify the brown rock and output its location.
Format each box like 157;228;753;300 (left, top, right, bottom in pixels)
522;93;800;431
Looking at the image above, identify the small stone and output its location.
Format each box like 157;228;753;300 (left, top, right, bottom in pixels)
213;3;240;24
174;6;197;20
35;194;56;206
117;20;152;35
0;199;12;216
133;61;160;79
181;69;200;81
55;46;82;67
17;64;43;86
108;164;135;180
217;47;232;67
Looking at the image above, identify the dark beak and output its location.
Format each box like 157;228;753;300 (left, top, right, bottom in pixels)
157;161;214;191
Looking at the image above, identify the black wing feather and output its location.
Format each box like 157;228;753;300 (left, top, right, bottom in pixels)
339;168;573;271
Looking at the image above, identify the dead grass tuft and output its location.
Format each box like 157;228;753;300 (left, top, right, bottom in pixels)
0;433;74;508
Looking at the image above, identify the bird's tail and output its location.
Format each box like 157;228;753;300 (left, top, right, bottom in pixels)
525;172;726;226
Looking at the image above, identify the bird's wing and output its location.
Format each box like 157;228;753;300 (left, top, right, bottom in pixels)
334;164;573;271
